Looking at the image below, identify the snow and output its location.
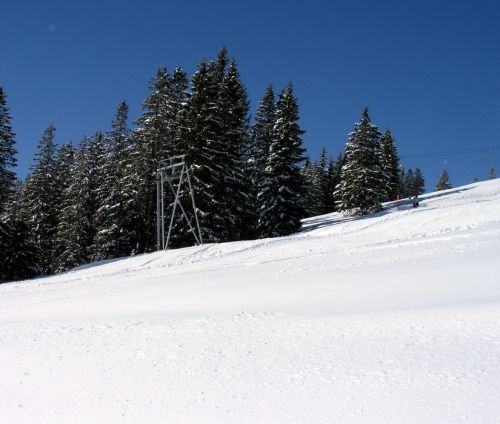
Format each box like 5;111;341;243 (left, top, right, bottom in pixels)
1;180;500;423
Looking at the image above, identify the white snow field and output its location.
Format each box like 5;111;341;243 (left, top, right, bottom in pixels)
1;180;500;424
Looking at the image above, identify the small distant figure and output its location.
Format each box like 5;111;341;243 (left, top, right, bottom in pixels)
412;195;420;208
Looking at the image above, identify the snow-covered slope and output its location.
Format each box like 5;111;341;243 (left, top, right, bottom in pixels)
1;180;500;423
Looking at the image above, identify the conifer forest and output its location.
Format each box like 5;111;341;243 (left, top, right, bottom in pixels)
1;48;424;282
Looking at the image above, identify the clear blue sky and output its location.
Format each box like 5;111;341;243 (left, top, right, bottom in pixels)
2;0;499;190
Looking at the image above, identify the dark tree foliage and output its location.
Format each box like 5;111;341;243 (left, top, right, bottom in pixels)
54;133;106;271
247;85;276;236
300;157;317;217
174;49;249;244
300;148;330;217
134;67;189;251
316;147;331;215
215;58;250;240
92;102;140;260
51;143;75;262
258;83;305;237
22;125;59;274
413;167;425;195
435;169;452;191
0;87;17;213
0;219;39;282
403;168;415;197
379;129;400;201
488;167;497;180
334;108;385;215
53;138;92;271
323;155;338;213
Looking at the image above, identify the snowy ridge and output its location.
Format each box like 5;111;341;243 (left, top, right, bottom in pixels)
1;179;500;423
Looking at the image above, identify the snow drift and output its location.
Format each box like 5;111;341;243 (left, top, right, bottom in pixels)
1;179;500;423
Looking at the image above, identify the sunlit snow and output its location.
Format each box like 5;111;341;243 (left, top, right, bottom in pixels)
1;179;499;423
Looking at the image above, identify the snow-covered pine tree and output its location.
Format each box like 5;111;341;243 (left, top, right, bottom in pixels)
0;86;26;281
2;180;40;280
316;147;330;214
53;139;91;271
435;170;452;191
174;49;246;245
215;58;250;241
173;59;222;244
92;102;140;260
50;143;75;263
0;87;17;212
257;83;305;237
323;155;338;213
134;67;188;251
247;85;276;236
488;167;496;180
301;150;327;218
398;167;406;197
403;168;415;197
413;167;425;195
299;157;317;217
334;108;385;215
22;125;59;274
54;133;106;271
379;129;400;201
86;132;108;260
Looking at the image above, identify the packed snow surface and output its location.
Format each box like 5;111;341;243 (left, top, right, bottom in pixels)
1;180;500;423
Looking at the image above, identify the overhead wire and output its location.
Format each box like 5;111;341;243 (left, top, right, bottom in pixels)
400;145;500;159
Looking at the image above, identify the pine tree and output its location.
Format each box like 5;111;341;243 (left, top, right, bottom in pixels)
323;155;339;213
398;167;406;197
316;147;330;214
53;139;91;271
379;129;399;201
0;88;16;206
248;85;276;234
215;58;250;240
54;133;106;271
0;87;17;213
488;167;496;180
50;143;75;266
134;67;188;251
173;59;222;244
301;150;327;217
300;157;317;217
0;218;39;282
334;108;385;215
173;50;248;244
413;167;425;195
22;125;59;274
257;83;305;237
435;169;452;191
0;87;28;281
92;102;139;259
404;168;415;197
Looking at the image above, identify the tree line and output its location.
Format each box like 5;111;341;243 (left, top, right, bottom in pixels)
1;47;438;282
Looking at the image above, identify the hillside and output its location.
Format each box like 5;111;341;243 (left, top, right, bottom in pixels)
1;180;500;423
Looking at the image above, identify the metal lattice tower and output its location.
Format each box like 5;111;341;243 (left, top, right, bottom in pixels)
156;155;202;250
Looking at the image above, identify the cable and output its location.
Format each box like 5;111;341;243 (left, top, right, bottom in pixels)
400;145;500;159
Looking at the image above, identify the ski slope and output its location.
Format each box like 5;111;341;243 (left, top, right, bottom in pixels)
1;180;500;423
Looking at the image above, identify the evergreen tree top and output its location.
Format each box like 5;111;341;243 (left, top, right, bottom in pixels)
32;124;57;173
111;101;129;138
362;106;370;121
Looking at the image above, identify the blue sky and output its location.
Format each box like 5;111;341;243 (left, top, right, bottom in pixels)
2;0;499;190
